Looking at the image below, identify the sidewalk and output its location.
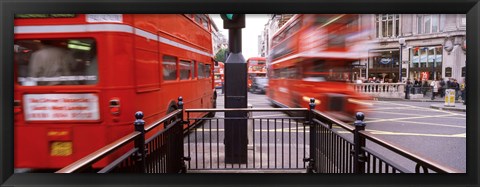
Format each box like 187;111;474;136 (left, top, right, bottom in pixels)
430;103;466;112
374;97;466;112
375;97;464;103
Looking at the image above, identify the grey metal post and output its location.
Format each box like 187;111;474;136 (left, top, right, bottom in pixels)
247;103;253;150
222;14;248;163
353;112;366;173
134;111;146;173
399;45;403;82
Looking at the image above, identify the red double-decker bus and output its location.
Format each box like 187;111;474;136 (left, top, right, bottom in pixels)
267;14;371;121
214;61;224;89
13;14;216;169
246;57;267;90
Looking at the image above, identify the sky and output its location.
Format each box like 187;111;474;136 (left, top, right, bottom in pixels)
209;14;270;60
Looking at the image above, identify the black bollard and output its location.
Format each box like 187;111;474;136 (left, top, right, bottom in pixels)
405;84;410;99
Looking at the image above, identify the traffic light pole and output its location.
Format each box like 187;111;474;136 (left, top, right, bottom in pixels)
222;14;248;164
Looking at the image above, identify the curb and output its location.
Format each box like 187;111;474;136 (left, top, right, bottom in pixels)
430;105;466;112
374;97;463;103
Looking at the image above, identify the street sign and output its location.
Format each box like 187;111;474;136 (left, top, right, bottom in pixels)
444;89;456;107
420;71;429;80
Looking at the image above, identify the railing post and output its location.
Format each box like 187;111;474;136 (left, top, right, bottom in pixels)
305;98;316;173
178;96;184;121
134;111;146;173
177;97;189;173
353;112;366;173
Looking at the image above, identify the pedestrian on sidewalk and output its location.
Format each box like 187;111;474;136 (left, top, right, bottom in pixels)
422;79;429;96
446;78;452;89
453;79;460;100
460;78;466;102
430;79;438;100
413;78;420;94
463;79;466;105
439;77;446;98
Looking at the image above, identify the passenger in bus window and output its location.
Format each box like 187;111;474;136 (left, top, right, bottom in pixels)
28;42;78;86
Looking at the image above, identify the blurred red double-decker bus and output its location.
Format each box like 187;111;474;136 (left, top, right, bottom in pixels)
214;61;224;89
267;14;372;121
246;57;267;91
13;14;217;170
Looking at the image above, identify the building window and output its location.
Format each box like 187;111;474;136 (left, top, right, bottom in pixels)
445;67;452;77
462;66;466;77
417;14;441;34
375;14;400;38
202;17;209;30
194;15;202;25
163;56;177;81
411;46;442;69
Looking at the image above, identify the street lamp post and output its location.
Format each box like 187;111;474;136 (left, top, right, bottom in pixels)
398;38;406;83
433;49;436;81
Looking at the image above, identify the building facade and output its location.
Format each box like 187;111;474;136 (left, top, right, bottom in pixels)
210;16;228;56
259;14;295;63
258;14;467;84
361;14;466;83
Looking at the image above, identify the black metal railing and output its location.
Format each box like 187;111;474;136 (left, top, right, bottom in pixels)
307;98;461;173
56;97;186;173
184;108;309;171
56;96;461;174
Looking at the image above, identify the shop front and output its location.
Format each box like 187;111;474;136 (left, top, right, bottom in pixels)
409;46;443;81
368;49;401;83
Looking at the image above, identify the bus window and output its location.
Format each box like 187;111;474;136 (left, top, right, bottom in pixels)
194;15;202;25
198;62;205;78
205;64;211;78
179;60;192;80
191;61;196;79
162;55;177;81
202;17;209;30
15;39;97;86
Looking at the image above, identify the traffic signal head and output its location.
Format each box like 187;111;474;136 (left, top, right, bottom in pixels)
220;14;245;29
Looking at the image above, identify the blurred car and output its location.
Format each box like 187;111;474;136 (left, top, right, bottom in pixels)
250;77;268;94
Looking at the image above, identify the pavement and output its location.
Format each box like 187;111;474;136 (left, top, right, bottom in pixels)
373;97;467;112
430;103;466;112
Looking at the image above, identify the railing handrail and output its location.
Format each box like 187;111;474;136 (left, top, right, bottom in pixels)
311;109;354;132
359;130;462;173
55;132;141;173
186;108;308;112
145;109;182;132
56;109;183;173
